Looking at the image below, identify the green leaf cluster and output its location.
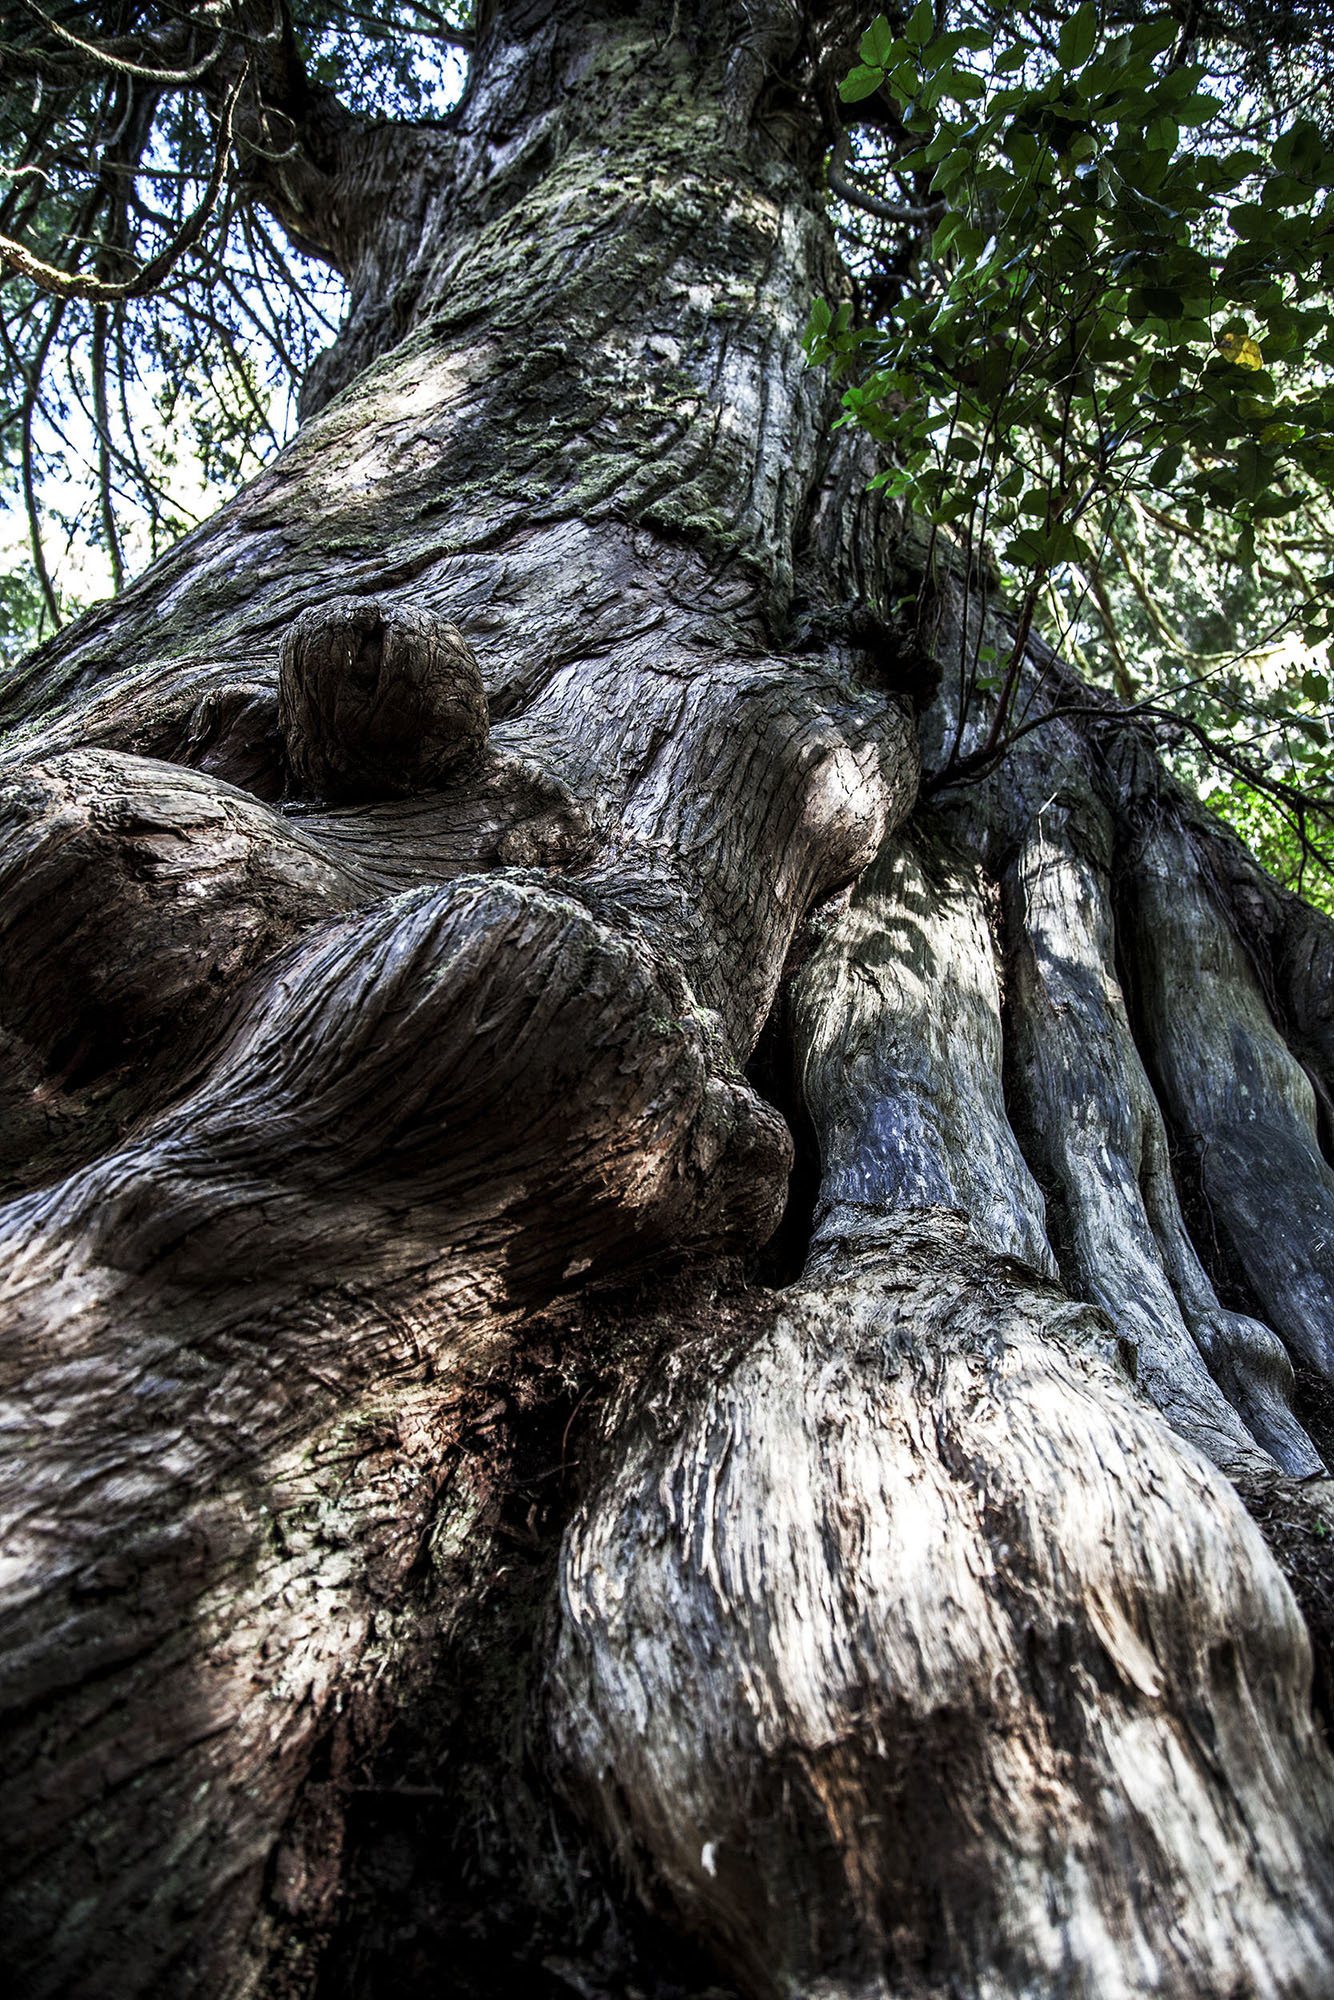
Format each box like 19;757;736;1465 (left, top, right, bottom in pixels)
814;6;1334;874
818;10;1334;599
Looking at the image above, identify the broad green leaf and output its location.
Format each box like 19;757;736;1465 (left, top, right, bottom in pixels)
932;148;972;192
1274;120;1326;180
1150;445;1183;485
1175;92;1222;126
1128;17;1181;59
1134;286;1184;320
1226;202;1269;238
945;70;988;101
859;15;895;67
805;298;832;346
1059;3;1098;69
839;64;885;103
906;0;934;50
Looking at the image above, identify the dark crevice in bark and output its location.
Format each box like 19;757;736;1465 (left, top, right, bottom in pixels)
742;934;834;1290
1234;1471;1334;1744
316;1278;761;2000
305;1349;591;2000
1306;1066;1334;1172
1292;1367;1334;1492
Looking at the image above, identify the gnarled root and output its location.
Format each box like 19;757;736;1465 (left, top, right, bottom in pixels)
549;1219;1334;2000
0;871;788;1998
546;792;1334;1999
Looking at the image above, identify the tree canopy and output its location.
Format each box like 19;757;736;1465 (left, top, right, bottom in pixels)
812;0;1334;903
0;1;465;636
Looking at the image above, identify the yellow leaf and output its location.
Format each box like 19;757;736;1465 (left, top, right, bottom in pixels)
1217;330;1264;370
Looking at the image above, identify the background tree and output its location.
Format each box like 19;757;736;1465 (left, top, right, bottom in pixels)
0;0;460;644
0;4;1333;1998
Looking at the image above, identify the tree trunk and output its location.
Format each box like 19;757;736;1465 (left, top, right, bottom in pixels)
1;4;1332;1996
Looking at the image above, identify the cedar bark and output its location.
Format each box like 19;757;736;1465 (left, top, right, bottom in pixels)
1;5;1332;1997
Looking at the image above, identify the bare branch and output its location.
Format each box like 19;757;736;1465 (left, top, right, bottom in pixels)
0;69;245;302
828;132;941;226
14;0;228;86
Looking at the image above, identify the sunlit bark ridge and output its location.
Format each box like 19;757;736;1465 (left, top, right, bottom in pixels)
0;4;1331;1995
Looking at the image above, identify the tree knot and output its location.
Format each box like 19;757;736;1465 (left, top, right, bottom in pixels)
278;597;489;801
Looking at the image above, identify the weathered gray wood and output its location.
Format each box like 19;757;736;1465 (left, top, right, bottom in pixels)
991;738;1319;1475
551;805;1334;1996
1123;810;1334;1386
792;821;1056;1275
551;1222;1334;2000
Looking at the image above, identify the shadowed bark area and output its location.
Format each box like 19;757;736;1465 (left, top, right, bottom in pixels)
998;785;1320;1477
1121;808;1334;1386
0;869;798;1997
278;599;491;800
1;2;1333;1996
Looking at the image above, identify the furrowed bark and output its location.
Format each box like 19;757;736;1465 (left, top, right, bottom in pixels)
0;2;1331;1995
552;1235;1334;1999
0;578;919;1992
0;866;798;1996
794;821;1056;1275
0;6;919;1989
548;812;1334;1999
987;730;1321;1477
1120;804;1334;1388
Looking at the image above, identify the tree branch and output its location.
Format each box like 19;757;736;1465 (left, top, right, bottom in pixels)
828;131;942;226
14;0;225;85
0;69;244;302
